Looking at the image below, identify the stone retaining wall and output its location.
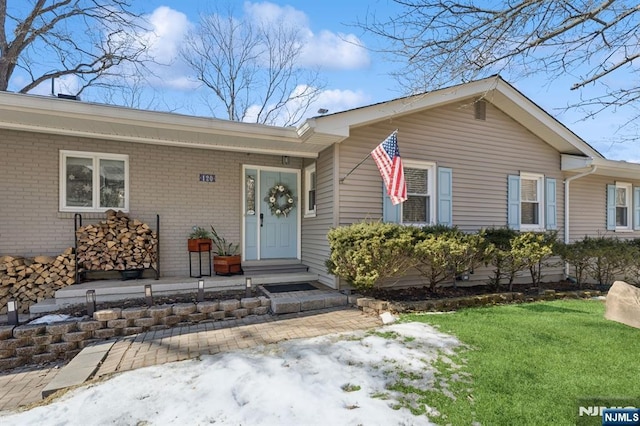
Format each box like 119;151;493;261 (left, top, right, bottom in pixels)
0;296;270;371
356;289;603;315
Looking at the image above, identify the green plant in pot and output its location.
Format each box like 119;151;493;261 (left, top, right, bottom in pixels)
188;226;212;252
210;226;242;275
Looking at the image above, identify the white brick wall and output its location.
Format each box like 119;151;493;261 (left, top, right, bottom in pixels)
0;129;301;276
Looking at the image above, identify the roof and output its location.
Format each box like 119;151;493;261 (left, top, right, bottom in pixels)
0;76;638;179
0;91;325;158
300;76;604;159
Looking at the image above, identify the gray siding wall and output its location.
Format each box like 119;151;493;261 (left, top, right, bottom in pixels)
0;129;301;277
568;173;640;241
335;100;566;287
301;146;337;287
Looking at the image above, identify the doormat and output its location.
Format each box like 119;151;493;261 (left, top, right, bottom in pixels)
262;282;317;293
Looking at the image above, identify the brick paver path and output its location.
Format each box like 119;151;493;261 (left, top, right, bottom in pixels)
0;363;64;411
96;307;381;377
0;307;381;412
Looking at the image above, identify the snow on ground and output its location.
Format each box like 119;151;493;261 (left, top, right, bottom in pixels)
0;322;462;426
28;314;80;325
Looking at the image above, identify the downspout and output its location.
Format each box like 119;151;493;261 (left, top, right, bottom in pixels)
564;165;597;277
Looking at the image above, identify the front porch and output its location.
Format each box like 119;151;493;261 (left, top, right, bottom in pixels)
28;260;342;316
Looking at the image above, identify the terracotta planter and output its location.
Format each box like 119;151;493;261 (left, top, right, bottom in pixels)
213;255;242;276
188;238;212;252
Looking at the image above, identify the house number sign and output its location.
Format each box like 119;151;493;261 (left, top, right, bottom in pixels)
199;174;216;182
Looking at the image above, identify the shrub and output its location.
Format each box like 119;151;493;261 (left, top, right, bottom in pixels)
557;239;592;288
325;221;416;290
584;236;637;286
413;226;486;292
511;231;557;287
483;228;518;290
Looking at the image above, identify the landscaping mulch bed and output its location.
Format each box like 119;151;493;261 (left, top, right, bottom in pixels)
361;281;605;302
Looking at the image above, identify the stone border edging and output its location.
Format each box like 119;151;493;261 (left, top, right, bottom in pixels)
356;289;603;315
0;296;270;371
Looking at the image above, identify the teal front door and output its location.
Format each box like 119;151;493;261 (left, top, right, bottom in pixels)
244;168;299;260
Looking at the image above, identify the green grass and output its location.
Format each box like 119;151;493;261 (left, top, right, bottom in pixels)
402;299;640;425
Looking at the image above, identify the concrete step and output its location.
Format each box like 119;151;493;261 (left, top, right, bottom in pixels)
42;341;114;398
29;272;319;315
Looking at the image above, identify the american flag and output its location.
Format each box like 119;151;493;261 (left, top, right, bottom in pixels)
371;130;407;205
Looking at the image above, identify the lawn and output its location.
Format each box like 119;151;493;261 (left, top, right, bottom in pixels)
402;299;640;425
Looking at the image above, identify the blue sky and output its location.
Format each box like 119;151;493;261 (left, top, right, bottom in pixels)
16;0;638;162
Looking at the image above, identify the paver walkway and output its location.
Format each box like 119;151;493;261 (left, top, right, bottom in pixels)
0;307;381;413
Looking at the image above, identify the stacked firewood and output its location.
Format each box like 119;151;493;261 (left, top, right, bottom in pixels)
0;249;75;314
75;210;158;273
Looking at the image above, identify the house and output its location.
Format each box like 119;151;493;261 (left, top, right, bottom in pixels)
1;76;639;291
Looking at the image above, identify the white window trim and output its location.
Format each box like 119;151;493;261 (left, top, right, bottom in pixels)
401;160;436;226
304;163;316;218
520;172;545;231
615;181;632;232
59;150;129;213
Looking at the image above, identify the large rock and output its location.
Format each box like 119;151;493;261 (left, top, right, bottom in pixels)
605;281;640;329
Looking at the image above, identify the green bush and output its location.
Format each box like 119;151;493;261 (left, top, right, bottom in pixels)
413;226;486;291
583;236;637;286
557;239;592;288
511;231;557;287
482;229;556;291
325;221;416;290
483;228;518;290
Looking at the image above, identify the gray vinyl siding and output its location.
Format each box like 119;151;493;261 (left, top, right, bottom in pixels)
568;174;640;241
301;146;337;287
0;129;301;277
336;100;566;287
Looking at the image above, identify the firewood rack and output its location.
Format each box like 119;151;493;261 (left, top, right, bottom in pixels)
74;213;160;283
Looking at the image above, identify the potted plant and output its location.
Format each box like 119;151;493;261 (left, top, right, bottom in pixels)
188;226;212;252
210;226;242;275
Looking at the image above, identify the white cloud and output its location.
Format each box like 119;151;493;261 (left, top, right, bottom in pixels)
300;31;370;70
142;6;191;65
243;2;309;28
311;88;371;115
244;2;370;71
242;86;370;126
129;6;198;91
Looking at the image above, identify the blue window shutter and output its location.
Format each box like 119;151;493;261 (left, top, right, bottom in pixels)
437;167;453;226
634;187;640;230
545;178;557;230
507;175;521;230
606;184;616;230
382;183;401;223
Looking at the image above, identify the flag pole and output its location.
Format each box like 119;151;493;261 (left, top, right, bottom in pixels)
340;129;399;183
339;153;371;183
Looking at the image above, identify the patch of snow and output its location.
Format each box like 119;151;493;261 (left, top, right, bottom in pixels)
0;322;461;425
28;314;80;325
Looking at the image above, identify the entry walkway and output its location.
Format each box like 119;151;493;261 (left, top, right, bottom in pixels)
0;307;381;412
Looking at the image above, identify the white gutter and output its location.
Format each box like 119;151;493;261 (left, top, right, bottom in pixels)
564;165;597;276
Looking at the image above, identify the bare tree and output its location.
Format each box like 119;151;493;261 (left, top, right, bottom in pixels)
0;0;151;95
181;4;324;126
360;1;640;123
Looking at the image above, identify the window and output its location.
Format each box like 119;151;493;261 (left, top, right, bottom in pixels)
304;164;316;217
60;150;129;212
508;173;554;231
401;162;435;224
616;182;632;230
520;173;544;230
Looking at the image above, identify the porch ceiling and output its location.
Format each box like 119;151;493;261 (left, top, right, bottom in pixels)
0;92;332;158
